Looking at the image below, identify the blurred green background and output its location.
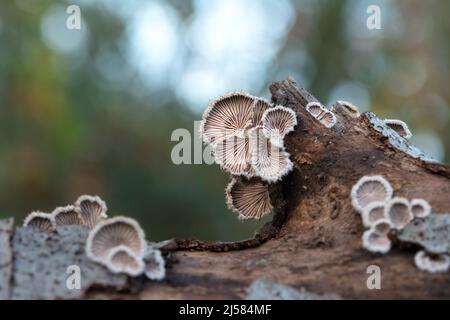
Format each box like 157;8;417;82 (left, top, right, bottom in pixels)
0;0;449;241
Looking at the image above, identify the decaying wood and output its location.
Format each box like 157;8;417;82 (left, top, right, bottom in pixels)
1;78;450;299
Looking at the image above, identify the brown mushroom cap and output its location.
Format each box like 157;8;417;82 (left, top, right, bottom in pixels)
226;178;273;220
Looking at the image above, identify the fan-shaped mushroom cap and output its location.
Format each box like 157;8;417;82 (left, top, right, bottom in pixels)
226;178;273;220
52;205;84;226
414;250;450;273
305;102;336;128
351;176;393;212
248;126;293;183
75;195;108;229
199;92;255;145
144;247;166;281
261;106;297;147
362;229;391;254
333;100;360;117
86;216;146;264
410;199;431;218
252;98;272;126
372;219;393;236
384;119;412;139
361;201;387;227
385;197;413;230
213;135;252;176
23;211;55;233
105;245;145;277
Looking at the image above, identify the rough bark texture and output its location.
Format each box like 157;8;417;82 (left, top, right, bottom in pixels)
1;78;450;299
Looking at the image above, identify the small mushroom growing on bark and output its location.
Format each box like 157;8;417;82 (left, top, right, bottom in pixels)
226;178;273;220
385;197;413;230
331;100;360;118
361;201;387;227
23;211;56;233
200;92;255;145
305;102;337;128
351;175;393;213
75;195;108;229
383;119;412;139
414;250;450;273
52;205;84;226
86;216;146;264
410;199;431;218
105;245;145;277
143;247;166;280
261;106;297;148
362;219;393;254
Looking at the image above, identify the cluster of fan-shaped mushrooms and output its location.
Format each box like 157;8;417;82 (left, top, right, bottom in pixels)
351;176;449;273
23;195;165;279
200;92;298;220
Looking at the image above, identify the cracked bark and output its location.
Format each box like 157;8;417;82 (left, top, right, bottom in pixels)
2;78;450;299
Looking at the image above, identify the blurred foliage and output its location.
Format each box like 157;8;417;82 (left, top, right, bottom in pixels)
0;0;448;240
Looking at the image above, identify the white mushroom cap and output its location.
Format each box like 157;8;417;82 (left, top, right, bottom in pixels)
199;92;255;145
305;102;336;128
23;211;56;233
248;126;293;183
225;178;273;220
351;175;394;212
361;201;387;227
105;245;145;277
383;119;412;139
213;134;252;176
414;250;450;273
252;98;272;127
261;106;297;148
75;195;108;229
362;228;391;254
410;199;431;218
372;218;393;236
86;216;146;264
144;247;166;281
385;197;413;230
52;205;84;226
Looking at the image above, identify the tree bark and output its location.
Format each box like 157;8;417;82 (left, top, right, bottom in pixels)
3;78;450;299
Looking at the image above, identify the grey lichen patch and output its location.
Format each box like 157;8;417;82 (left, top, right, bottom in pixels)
365;113;437;163
246;278;340;300
398;213;450;255
0;218;14;300
11;225;128;299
